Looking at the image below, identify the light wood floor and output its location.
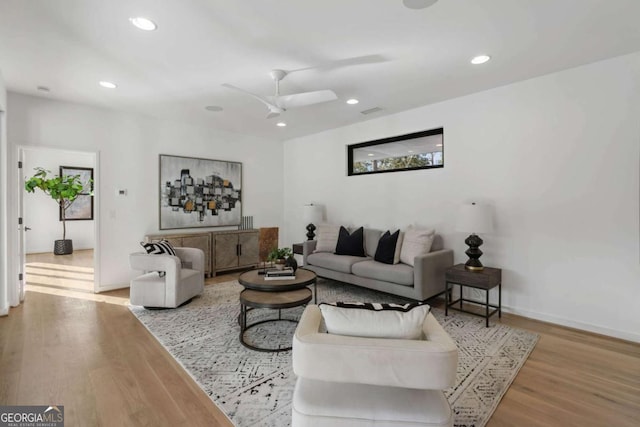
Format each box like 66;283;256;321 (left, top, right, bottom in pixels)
1;252;638;426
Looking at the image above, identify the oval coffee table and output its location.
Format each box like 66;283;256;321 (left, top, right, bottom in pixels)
238;268;317;352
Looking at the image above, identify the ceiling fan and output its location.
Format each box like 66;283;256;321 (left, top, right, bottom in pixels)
222;69;337;119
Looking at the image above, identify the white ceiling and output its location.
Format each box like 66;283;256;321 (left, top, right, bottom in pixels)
1;0;639;141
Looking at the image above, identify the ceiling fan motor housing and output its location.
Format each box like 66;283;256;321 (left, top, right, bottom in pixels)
270;69;288;82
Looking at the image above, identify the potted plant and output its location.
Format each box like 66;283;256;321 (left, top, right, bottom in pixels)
24;167;92;255
267;247;293;263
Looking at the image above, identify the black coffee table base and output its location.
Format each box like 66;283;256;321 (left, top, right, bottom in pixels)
239;310;298;352
239;288;312;352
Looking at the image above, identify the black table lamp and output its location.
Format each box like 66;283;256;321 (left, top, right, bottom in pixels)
303;204;323;240
455;202;494;271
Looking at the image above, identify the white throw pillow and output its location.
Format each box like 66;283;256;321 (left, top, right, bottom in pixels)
400;227;435;266
319;302;430;339
314;224;340;253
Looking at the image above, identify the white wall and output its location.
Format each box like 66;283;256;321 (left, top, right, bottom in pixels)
7;94;284;290
283;52;640;342
22;148;95;253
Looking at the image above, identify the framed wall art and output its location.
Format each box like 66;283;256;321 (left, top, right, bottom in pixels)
59;166;94;221
159;154;242;230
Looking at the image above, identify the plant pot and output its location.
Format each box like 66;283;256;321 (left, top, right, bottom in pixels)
54;239;73;255
284;255;298;272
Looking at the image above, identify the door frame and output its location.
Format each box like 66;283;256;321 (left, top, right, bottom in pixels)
12;145;101;294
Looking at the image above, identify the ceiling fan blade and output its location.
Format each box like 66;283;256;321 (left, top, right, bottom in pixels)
288;55;390;74
277;90;337;109
222;83;283;113
266;111;280;119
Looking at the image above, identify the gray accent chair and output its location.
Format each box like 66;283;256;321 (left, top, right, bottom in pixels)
129;247;205;308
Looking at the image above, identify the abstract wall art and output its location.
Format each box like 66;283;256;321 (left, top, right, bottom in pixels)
159;155;242;230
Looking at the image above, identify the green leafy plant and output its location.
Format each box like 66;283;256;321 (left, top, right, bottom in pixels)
24;167;92;241
267;247;293;262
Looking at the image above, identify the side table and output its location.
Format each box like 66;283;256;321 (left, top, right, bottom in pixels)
292;243;304;255
292;242;305;267
445;264;502;327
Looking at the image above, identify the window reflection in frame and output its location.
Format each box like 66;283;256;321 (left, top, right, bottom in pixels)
347;128;443;176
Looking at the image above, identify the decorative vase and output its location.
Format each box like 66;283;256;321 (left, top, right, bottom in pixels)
54;239;73;255
284;255;298;272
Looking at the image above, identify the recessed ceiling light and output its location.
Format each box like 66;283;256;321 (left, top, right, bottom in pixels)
99;81;117;89
436;143;443;147
130;17;157;31
403;0;438;10
471;55;491;65
276;122;287;127
36;86;50;92
205;105;223;112
368;153;374;156
346;98;359;105
408;150;414;153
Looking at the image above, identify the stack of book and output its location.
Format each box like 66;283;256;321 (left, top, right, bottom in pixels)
264;267;296;280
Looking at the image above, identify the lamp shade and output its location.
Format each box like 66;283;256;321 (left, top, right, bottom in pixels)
303;204;323;225
455;202;493;234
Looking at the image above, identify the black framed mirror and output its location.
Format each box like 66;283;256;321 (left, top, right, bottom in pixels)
347;127;443;176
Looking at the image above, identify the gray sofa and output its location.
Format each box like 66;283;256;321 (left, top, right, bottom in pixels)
302;228;453;301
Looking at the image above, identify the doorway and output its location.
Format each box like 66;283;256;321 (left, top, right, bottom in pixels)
19;146;99;295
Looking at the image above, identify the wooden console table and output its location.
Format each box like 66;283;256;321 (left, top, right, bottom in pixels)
445;264;502;327
145;229;260;277
211;229;259;276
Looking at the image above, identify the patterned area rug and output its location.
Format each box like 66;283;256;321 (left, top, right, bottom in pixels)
129;279;538;427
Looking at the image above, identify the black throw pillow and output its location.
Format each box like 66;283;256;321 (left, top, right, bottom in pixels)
334;226;365;257
374;230;400;265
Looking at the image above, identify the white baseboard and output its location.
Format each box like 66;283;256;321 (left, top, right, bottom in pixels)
502;306;640;344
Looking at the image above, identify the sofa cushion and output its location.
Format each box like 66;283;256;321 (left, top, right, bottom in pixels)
315;224;340;253
400;227;435;266
351;260;414;286
375;230;404;265
374;230;397;264
318;302;430;339
335;226;365;257
363;228;383;257
307;253;368;274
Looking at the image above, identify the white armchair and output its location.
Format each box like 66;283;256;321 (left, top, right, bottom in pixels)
292;305;458;427
129;247;205;308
